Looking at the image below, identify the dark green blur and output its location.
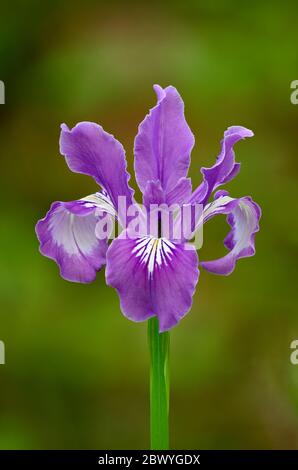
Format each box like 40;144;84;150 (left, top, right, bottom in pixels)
0;0;298;449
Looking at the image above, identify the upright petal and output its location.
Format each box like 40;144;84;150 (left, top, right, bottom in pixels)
134;85;195;205
35;194;112;283
142;180;166;208
190;126;253;205
200;192;261;275
106;234;199;332
143;177;192;209
60;122;134;215
166;177;192;206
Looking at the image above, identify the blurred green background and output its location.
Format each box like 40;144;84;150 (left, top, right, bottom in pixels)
1;0;298;449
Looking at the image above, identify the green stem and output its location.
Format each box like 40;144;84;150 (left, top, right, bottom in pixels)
148;317;170;450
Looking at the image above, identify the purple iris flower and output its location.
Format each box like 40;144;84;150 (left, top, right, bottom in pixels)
36;85;261;332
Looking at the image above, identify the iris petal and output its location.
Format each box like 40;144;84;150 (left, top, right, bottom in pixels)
35;194;113;283
60;121;134;223
190;126;253;206
106;233;199;332
200;193;261;275
134;85;194;205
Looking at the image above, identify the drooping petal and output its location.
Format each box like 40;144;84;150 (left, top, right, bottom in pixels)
35;194;113;283
190;126;253;206
59;122;134;218
200;192;261;275
106;234;199;332
134;85;195;205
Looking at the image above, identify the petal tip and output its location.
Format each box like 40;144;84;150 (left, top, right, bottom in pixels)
226;126;254;139
60;123;69;132
153;84;165;101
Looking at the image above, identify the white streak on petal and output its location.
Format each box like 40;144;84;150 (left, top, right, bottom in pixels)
81;191;117;217
49;208;99;255
155;239;162;266
132;236;176;278
203;196;233;221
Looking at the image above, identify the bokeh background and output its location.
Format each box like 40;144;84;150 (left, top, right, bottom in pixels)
0;0;298;449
